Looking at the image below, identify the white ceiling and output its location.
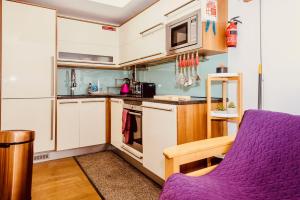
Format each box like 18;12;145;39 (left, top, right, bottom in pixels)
20;0;158;25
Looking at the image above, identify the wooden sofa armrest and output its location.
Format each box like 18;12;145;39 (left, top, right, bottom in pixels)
164;136;236;179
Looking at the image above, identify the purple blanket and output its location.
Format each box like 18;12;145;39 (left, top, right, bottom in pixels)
160;110;300;200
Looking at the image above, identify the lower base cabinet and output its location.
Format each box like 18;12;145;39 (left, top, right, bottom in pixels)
57;98;106;151
142;102;177;179
110;98;124;150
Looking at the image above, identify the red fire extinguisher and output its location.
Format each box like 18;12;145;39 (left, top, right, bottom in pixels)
226;16;242;47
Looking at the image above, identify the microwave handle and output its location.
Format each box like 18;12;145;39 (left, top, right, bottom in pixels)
164;0;198;17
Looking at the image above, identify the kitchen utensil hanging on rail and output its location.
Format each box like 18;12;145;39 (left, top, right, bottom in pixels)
175;50;202;88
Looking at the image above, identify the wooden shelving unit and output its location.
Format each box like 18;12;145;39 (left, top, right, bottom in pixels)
206;73;243;139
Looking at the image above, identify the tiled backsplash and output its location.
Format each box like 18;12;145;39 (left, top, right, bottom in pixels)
137;54;227;97
57;68;129;95
57;54;227;97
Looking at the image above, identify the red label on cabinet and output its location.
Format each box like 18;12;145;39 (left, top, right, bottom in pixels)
102;26;116;31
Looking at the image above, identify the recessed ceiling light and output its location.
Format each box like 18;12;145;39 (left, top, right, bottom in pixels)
88;0;132;8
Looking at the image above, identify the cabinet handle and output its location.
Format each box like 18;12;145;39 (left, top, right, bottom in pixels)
110;99;121;103
51;56;56;97
81;100;106;103
59;101;79;104
142;105;174;112
164;0;198;17
50;100;54;141
119;53;163;65
140;23;164;35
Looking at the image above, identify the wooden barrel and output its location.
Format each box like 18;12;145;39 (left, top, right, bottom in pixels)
0;130;35;200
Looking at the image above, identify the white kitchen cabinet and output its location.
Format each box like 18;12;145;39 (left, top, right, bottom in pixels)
79;98;106;147
1;98;55;153
119;0;202;65
57;100;80;151
2;1;56;99
58;17;119;65
2;1;56;153
142;102;177;179
57;98;106;151
110;98;124;150
119;1;166;65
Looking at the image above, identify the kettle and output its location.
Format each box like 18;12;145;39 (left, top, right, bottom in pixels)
120;78;131;95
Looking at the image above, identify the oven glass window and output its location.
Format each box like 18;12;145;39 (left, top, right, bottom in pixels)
171;22;188;47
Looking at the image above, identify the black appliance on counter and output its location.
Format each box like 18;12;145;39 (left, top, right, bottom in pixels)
132;82;156;98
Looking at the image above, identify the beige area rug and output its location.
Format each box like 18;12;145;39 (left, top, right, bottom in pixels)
75;151;161;200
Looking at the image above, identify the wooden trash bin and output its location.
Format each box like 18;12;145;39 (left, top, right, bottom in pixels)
0;130;35;200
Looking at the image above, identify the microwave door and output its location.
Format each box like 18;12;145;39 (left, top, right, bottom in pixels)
170;20;190;50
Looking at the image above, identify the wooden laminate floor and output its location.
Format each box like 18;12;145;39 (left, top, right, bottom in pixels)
32;158;101;200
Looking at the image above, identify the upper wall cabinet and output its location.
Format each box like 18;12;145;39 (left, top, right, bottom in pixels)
119;1;167;65
57;18;119;66
119;0;227;66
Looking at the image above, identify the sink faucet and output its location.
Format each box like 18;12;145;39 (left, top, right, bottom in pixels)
70;69;77;95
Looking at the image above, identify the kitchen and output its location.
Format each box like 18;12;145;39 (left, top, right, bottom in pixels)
1;0;300;200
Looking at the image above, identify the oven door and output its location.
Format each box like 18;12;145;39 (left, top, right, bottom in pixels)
121;109;143;160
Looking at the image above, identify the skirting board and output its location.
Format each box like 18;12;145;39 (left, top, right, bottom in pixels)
33;144;113;163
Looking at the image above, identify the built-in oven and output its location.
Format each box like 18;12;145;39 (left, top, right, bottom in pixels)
166;9;202;54
122;102;143;160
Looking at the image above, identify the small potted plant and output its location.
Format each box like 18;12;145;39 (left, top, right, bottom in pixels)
227;101;237;114
215;104;226;113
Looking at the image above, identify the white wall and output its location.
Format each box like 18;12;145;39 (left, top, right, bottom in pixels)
261;0;300;115
228;0;300;115
228;0;260;111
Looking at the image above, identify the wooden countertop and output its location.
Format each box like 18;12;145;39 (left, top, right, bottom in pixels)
56;95;223;105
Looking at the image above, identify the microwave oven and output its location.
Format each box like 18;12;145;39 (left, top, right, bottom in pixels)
166;9;202;55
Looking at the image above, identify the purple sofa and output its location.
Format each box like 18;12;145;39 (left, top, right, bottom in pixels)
160;110;300;200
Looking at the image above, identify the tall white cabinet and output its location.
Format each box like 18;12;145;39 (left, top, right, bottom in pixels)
1;1;56;153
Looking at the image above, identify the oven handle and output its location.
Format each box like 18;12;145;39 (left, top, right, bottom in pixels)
164;0;198;17
128;111;142;116
121;145;143;159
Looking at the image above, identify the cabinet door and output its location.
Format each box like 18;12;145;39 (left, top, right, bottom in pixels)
110;99;123;149
2;98;55;153
2;1;56;98
142;102;177;179
58;18;119;64
79;99;106;147
57;100;80;151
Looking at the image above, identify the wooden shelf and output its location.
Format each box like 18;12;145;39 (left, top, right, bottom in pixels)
206;73;243;139
210;111;238;118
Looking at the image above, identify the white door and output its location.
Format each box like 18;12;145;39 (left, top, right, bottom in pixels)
2;1;56;98
1;98;55;153
79;99;106;147
142;102;177;179
110;98;123;149
57;100;80;151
